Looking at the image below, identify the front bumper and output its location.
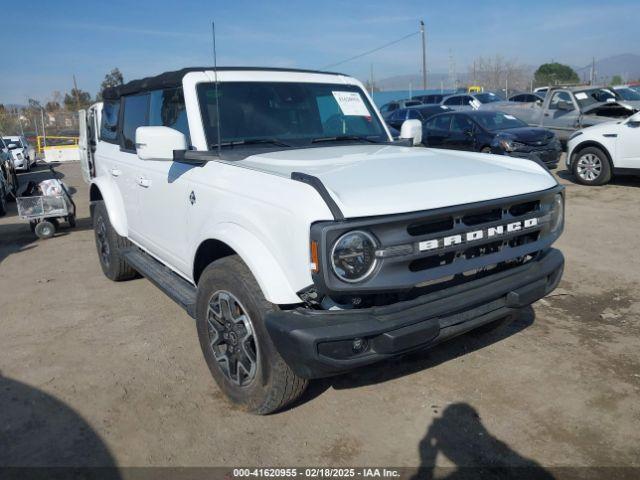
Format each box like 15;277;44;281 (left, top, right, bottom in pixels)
266;248;563;379
509;148;561;169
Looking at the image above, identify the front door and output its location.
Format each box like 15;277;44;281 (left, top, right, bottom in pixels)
542;91;579;141
616;117;640;168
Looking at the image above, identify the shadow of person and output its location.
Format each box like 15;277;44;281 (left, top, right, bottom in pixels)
412;403;554;480
0;372;120;478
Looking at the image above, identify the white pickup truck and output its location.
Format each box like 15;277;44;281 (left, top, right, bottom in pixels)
79;67;565;414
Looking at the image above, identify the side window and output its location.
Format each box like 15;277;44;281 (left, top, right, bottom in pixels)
149;88;190;143
121;94;149;151
407;110;422;120
427;114;452;131
549;92;573;110
444;96;460;106
451;115;474;133
462;96;474;106
100;100;120;143
388;103;398;112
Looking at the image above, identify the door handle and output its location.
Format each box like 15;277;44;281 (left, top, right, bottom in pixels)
110;168;122;177
136;176;151;188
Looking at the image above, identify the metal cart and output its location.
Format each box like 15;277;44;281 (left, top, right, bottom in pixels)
16;180;76;239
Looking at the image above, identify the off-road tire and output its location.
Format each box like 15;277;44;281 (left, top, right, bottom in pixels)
92;201;137;281
0;185;6;217
572;146;611;186
196;255;308;414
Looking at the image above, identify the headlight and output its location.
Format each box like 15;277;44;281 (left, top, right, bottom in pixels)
550;193;564;233
331;230;378;283
498;138;515;152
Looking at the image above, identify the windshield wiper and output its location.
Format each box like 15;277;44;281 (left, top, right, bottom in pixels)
210;138;293;149
311;135;382;144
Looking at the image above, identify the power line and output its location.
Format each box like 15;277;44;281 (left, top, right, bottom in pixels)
322;30;420;69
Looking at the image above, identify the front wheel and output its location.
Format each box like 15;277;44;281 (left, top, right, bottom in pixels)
196;256;307;414
572;147;611;186
0;185;6;217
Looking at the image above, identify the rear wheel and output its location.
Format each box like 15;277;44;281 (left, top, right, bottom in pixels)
196;256;307;414
34;220;56;239
572;147;611;186
0;184;6;217
481;146;492;154
92;201;137;281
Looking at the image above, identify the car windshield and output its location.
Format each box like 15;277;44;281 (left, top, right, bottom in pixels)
474;93;501;103
197;82;388;149
2;138;19;148
474;112;527;131
574;88;617;108
614;87;640;101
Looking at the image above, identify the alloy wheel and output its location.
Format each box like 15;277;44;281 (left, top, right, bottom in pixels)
206;290;258;386
576;153;602;182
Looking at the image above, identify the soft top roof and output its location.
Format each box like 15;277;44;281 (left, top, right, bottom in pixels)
102;66;344;100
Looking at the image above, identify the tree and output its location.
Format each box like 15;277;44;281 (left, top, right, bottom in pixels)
96;68;124;100
610;75;624;86
534;63;579;87
45;91;62;112
469;55;531;93
64;88;92;110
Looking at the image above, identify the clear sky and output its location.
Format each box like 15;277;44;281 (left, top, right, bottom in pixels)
2;0;638;104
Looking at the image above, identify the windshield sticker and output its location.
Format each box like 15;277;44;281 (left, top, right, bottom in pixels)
575;92;588;100
504;114;517;120
332;91;370;116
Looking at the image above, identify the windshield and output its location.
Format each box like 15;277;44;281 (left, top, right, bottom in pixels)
615;87;640;101
574;88;617;108
474;112;527;131
2;138;19;147
197;82;388;149
474;93;501;104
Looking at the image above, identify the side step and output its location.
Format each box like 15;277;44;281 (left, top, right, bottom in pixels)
123;248;197;318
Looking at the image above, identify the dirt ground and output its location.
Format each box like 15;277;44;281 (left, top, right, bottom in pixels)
1;159;639;476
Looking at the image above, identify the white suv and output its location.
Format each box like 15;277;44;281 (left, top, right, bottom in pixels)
80;67;565;414
567;111;640;185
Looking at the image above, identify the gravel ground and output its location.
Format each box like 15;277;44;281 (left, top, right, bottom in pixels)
1;160;638;477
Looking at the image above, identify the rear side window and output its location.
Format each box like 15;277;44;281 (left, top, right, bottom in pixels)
407;110;422;120
100;101;120;143
443;96;461;106
121;94;149;151
451;115;474;133
149;88;190;143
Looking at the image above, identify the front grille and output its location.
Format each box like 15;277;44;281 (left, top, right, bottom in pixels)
311;186;563;295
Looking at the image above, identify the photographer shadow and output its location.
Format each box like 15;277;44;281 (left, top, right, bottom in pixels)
411;402;554;480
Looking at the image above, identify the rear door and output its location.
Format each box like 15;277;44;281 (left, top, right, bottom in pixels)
446;115;476;150
78;109;90;183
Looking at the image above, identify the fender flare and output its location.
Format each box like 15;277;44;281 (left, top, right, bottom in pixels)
194;223;301;305
90;177;128;237
569;140;613;168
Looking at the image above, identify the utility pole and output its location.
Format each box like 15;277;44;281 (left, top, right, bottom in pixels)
369;63;374;97
590;57;595;85
73;74;81;110
420;20;427;90
40;108;46;148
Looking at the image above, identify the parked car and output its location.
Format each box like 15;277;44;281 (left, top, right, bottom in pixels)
471;92;503;104
534;87;549;96
379;99;423;119
611;85;640;109
423;110;561;168
438;93;478;111
0;137;18;198
482;86;637;142
413;93;445;104
385;105;452;130
3;136;35;171
509;93;545;103
566;111;640;185
81;67;564;414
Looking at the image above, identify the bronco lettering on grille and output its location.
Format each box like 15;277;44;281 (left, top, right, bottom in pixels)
418;218;539;252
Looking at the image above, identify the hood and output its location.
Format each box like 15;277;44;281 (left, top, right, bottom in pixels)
238;145;557;219
495;127;555;145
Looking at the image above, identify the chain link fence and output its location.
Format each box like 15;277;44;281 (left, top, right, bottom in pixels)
0;110;79;141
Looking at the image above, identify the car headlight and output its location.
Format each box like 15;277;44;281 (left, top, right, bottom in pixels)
331;230;378;283
568;131;583;141
498;138;515;152
550;193;564;233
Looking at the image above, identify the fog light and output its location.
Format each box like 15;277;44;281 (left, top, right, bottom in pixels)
352;338;367;353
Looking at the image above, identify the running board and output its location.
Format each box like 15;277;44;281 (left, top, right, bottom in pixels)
123;249;197;318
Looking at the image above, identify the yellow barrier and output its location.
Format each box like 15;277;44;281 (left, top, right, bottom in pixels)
36;135;79;154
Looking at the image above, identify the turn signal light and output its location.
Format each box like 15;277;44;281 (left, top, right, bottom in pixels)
310;240;319;273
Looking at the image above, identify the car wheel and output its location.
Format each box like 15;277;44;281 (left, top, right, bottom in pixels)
0;185;6;217
481;146;492;153
572;147;611;186
196;255;308;414
92;201;137;281
34;220;56;239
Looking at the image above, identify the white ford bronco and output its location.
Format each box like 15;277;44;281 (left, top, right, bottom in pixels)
80;67;565;414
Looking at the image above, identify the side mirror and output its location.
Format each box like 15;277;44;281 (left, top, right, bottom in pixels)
400;119;423;146
135;126;187;161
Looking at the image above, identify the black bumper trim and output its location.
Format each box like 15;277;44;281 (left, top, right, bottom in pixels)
266;248;563;379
